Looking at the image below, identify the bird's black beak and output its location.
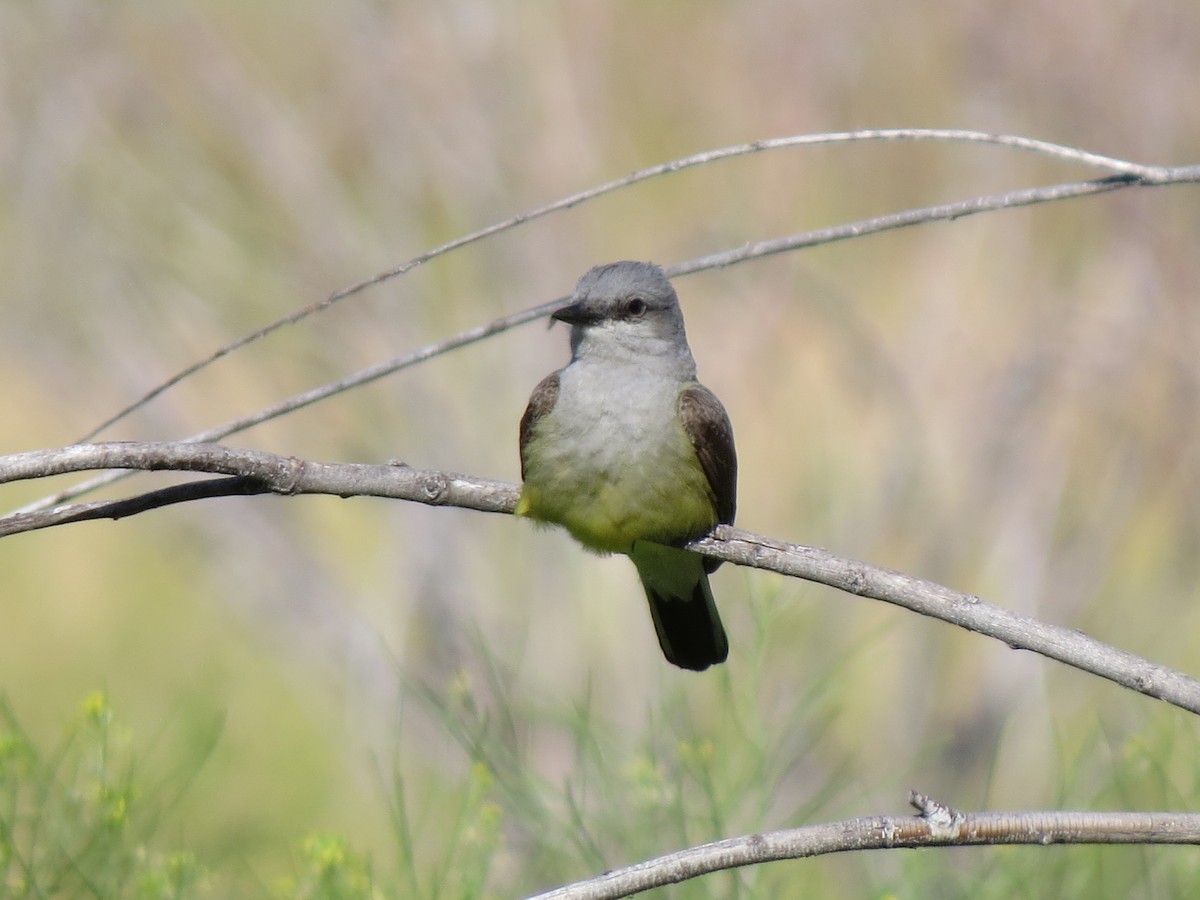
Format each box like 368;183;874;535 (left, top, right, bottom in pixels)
551;300;596;326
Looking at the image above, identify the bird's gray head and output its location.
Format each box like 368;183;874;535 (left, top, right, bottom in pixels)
553;261;696;372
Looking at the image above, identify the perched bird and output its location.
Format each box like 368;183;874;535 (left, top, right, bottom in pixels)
517;261;737;671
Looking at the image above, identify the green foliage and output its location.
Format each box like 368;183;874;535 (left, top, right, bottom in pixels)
387;757;502;900
0;691;207;898
366;592;1200;898
272;834;377;900
381;590;891;897
4;610;1200;898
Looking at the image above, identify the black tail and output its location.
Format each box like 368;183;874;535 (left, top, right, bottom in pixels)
643;574;729;672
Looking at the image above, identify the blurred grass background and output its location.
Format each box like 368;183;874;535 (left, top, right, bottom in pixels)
3;1;1200;895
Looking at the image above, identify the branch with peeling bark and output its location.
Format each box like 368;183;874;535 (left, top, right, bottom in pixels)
4;441;1200;718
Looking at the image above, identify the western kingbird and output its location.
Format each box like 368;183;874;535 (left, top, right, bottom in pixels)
516;261;737;671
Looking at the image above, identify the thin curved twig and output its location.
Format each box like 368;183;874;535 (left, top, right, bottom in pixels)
73;129;1170;446
18;162;1199;517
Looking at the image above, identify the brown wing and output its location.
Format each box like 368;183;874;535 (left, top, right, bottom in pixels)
519;371;561;479
678;384;737;526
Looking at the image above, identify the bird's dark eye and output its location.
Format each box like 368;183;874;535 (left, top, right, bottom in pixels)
625;297;648;318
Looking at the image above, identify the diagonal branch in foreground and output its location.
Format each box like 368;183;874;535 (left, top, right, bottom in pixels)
529;792;1200;900
3;441;1199;715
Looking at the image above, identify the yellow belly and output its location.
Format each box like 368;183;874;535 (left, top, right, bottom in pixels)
517;440;717;554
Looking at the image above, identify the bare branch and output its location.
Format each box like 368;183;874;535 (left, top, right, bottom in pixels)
692;526;1200;714
18;160;1198;518
74;129;1176;446
3;442;1199;716
669;172;1159;277
530;793;1200;899
0;443;516;536
14;476;272;529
